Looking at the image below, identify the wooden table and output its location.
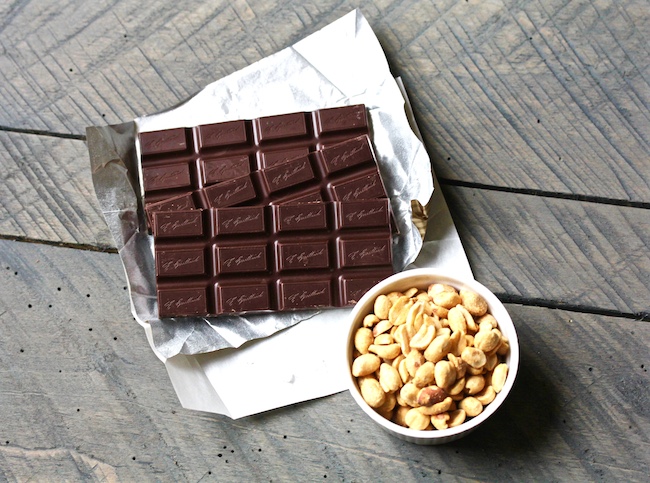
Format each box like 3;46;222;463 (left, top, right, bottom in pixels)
1;1;649;481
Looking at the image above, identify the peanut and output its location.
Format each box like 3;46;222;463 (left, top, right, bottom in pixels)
433;291;461;309
458;396;483;417
351;282;510;432
461;347;487;369
476;385;496;405
417;385;447;406
434;360;457;389
460;289;488;316
352;353;381;377
400;383;421;407
354;327;373;354
363;313;380;328
358;376;385;408
405;408;430;430
379;363;402;393
424;333;452;362
409;322;436;350
372;319;394;337
374;295;391;320
368;343;401;360
464;375;485;395
418;396;453;415
431;413;450;430
492;363;508;393
474;328;501;353
412;361;436;388
448;409;466;428
373;333;394;346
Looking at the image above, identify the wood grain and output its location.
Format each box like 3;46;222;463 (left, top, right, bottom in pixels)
1;240;648;481
1;0;648;201
444;185;650;316
389;0;650;201
0;131;114;248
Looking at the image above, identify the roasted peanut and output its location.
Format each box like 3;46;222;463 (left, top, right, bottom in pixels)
368;343;401;360
427;283;456;296
492;363;508;393
405;349;425;377
448;409;466;428
379;363;402;393
461;347;487;369
424;333;452;362
398;358;411;384
431;412;450;430
372;319;394;337
417;385;447;406
388;296;412;325
354;327;374;354
363;313;379;328
455;304;477;332
405;407;430;430
373;294;391;320
476;385;496;405
448;376;466;396
409;323;436;350
374;333;394;346
458;396;483;417
418;396;453;415
358;376;385;408
464;375;485;395
377;391;397;413
393;405;410;427
447;306;467;334
403;287;419;298
352;353;381;377
400;383;421;407
434;360;457;389
433;291;461;309
475;328;501;353
412;361;436;388
460;289;488;316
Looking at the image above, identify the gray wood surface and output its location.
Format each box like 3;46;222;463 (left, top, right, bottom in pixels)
1;240;648;482
1;0;649;481
0;131;113;249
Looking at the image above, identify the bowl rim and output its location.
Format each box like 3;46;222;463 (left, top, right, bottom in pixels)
345;268;520;441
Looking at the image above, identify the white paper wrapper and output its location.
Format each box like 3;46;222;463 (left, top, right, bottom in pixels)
88;9;471;418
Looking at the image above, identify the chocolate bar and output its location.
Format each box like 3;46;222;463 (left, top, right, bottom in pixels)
138;104;369;208
153;199;394;317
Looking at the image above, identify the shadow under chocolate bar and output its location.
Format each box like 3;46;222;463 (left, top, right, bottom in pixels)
152;199;394;317
138;104;370;208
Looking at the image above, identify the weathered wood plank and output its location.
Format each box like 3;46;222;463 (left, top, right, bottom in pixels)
445;185;650;316
0;131;114;248
1;0;648;201
1;240;648;481
388;0;650;202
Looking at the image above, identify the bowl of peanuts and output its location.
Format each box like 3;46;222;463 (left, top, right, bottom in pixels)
345;268;519;444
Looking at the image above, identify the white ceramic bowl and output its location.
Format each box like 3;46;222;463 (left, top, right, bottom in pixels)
345;268;519;445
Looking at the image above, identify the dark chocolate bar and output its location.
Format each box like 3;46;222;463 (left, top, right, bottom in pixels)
138;104;369;208
195;135;387;209
153;199;394;317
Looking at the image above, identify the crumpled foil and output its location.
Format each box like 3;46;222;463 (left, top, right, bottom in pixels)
87;10;433;360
